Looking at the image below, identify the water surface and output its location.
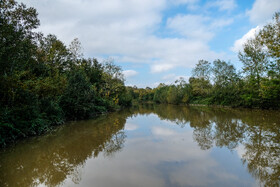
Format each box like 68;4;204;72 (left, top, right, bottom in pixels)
0;104;279;187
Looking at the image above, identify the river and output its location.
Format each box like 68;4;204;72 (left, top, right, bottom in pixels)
0;104;279;187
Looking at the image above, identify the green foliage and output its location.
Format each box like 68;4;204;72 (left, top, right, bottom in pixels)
0;0;39;76
0;0;130;148
145;12;280;108
189;77;212;97
259;78;280;108
210;85;242;106
118;88;133;107
192;60;211;80
238;38;268;91
259;12;280;76
167;86;180;104
212;59;238;87
210;60;242;106
153;85;169;103
236;12;280;108
60;70;97;120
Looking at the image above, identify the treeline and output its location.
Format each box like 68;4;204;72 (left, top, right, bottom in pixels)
0;0;132;147
129;12;280;109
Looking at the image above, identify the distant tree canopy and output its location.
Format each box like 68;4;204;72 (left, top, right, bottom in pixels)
129;12;280;108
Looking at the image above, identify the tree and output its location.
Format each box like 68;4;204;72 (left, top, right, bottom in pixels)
238;38;268;90
189;77;212;98
69;38;83;61
100;59;125;106
175;77;190;104
0;0;45;146
103;58;124;81
167;86;180;104
0;0;132;148
259;12;280;77
153;85;168;103
80;58;103;87
210;59;241;105
192;60;211;80
37;34;70;72
59;70;97;120
0;0;39;75
212;59;238;87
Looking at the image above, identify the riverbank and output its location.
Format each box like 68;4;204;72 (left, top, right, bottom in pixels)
133;100;280;111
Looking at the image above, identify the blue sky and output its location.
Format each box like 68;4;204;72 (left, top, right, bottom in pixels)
20;0;280;88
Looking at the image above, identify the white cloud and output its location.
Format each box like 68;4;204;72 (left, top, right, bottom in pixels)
235;144;245;158
152;126;176;136
20;0;229;75
206;0;237;11
162;74;176;80
211;18;234;28
125;123;138;131
231;26;260;53
170;0;200;10
247;0;280;25
122;70;138;78
167;15;213;41
62;118;252;187
151;64;175;73
20;0;166;44
167;14;233;41
231;0;280;54
171;0;198;5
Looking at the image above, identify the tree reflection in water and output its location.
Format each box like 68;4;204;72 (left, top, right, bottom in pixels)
131;104;280;186
0;113;127;187
0;104;279;186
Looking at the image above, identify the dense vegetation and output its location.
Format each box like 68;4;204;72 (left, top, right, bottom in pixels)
129;12;280;109
0;0;132;147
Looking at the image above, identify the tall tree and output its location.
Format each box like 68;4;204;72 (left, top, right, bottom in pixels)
259;12;280;77
212;59;238;87
69;38;83;61
238;38;268;90
192;60;211;80
0;0;39;75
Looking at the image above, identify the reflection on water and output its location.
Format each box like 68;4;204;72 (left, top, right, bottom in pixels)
0;104;279;187
0;113;127;187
